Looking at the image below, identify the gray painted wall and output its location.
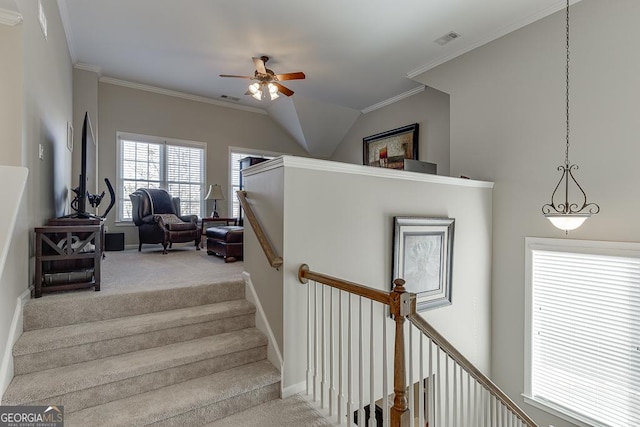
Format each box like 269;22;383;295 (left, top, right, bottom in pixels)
416;1;640;426
96;82;309;245
0;24;22;167
331;87;450;177
0;0;73;397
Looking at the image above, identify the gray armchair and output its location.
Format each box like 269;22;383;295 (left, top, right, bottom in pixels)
129;188;201;254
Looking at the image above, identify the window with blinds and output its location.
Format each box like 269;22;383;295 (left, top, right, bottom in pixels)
118;134;205;221
229;150;275;218
524;238;640;427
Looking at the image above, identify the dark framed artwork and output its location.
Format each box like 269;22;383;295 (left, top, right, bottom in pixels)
392;217;454;311
363;123;419;169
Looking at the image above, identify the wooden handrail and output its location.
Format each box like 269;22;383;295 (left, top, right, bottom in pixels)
408;307;538;427
298;264;411;424
299;264;539;426
298;264;391;306
236;190;283;269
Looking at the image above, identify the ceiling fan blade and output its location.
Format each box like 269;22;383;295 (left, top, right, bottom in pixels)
276;72;306;81
273;82;294;96
252;57;267;75
219;74;253;79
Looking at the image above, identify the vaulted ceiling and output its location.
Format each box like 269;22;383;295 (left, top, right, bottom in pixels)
56;0;577;157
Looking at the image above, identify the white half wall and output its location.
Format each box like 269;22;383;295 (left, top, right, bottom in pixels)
243;156;493;393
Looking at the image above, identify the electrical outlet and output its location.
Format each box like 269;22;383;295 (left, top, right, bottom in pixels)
104;225;108;233
38;144;44;160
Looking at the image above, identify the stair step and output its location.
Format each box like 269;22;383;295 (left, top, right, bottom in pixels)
13;300;256;375
23;279;245;330
65;360;280;427
2;328;267;413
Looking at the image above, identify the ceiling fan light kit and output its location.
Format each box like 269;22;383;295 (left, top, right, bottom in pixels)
220;56;305;101
541;0;599;233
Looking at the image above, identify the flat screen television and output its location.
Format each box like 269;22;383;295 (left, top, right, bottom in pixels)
65;112;114;219
74;112;97;218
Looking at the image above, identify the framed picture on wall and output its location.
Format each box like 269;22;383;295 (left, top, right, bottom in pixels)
392;216;454;311
363;123;419;169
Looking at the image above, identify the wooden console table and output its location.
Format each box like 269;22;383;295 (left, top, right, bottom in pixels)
34;218;103;298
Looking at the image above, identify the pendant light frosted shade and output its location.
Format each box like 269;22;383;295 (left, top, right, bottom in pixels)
545;213;590;231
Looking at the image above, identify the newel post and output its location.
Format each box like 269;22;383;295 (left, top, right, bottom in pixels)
389;278;411;427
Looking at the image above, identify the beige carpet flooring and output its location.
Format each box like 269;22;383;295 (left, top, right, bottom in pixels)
26;245;332;426
32;245;244;302
205;394;332;427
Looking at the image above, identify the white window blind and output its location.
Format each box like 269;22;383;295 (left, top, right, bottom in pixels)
118;135;205;221
527;240;640;427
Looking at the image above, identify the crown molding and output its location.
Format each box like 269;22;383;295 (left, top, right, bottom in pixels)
0;7;22;26
99;77;268;115
406;0;579;78
361;86;425;114
74;62;102;75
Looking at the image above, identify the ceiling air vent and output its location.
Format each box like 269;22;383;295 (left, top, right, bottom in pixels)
434;31;460;46
221;95;240;102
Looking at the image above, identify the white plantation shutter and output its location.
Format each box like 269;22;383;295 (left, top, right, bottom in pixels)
527;241;640;427
118;135;205;221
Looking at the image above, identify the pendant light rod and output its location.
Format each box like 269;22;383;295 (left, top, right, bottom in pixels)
541;0;599;232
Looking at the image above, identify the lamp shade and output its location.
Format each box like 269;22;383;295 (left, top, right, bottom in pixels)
545;213;590;231
204;184;225;201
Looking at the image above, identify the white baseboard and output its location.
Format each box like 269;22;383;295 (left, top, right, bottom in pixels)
242;272;284;394
283;381;306;399
0;288;30;400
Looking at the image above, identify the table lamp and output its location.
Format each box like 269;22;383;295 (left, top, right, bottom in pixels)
204;184;224;218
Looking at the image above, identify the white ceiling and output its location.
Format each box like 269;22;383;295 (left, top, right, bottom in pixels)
56;0;576;156
59;0;574;112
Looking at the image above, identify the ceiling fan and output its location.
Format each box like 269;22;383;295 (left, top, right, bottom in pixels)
219;56;306;100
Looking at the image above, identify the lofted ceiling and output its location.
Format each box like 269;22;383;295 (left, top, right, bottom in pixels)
56;0;577;157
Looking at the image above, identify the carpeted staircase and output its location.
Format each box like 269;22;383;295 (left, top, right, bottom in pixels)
1;279;281;426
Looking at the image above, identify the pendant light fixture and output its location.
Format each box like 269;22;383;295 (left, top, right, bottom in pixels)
542;0;599;232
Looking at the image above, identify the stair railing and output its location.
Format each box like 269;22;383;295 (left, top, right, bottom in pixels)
236;191;283;269
298;264;538;427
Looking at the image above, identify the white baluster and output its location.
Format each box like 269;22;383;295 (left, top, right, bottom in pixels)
467;371;471;427
314;282;318;402
347;294;353;427
358;297;364;427
493;394;498;427
428;339;434;427
306;280;311;396
418;334;424;427
321;285;325;408
369;300;375;427
459;365;464;427
445;354;449;427
479;386;484;427
408;322;414;424
436;348;442;427
338;290;344;425
329;288;335;416
382;305;388;427
453;361;457;427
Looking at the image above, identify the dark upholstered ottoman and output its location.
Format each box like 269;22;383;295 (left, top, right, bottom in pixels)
206;226;243;262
